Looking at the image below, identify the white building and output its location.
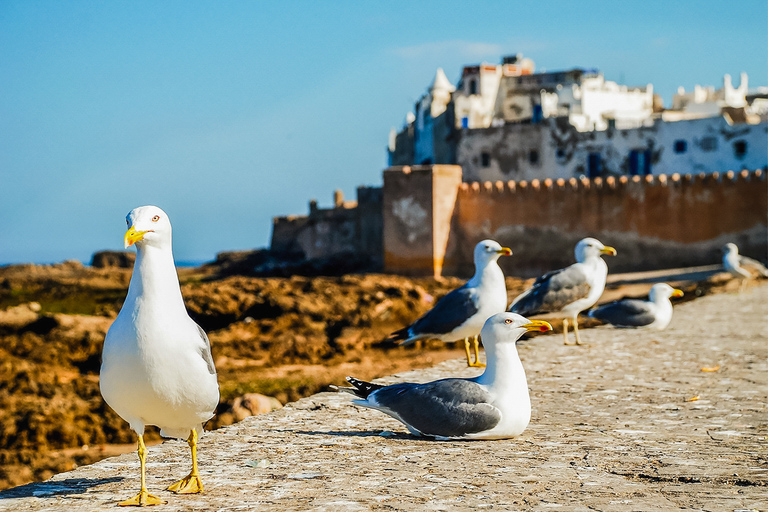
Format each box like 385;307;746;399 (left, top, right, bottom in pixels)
671;73;748;117
388;55;767;179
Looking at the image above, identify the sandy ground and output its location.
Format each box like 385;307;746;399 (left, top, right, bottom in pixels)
0;283;766;511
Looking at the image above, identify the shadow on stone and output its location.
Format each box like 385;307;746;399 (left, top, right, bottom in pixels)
290;429;417;440
0;477;123;500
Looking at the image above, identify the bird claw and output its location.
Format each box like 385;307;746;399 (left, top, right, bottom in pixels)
167;474;204;494
118;490;165;506
467;361;486;368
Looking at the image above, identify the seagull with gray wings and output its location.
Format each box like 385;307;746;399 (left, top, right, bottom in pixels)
340;313;551;439
390;239;512;367
722;242;768;292
508;237;616;345
587;283;683;330
100;205;219;506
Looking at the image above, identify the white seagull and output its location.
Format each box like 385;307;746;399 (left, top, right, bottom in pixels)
390;239;512;367
722;242;768;291
508;237;616;345
587;283;684;330
100;205;219;506
341;313;551;439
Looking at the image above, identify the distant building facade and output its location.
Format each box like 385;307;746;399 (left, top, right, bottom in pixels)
388;55;768;181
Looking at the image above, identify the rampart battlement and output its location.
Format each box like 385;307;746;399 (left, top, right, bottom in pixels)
458;168;765;195
381;166;766;277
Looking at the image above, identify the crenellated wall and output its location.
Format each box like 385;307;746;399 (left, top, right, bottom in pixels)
441;169;767;277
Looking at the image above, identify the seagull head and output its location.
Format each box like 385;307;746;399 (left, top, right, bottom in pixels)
575;237;617;262
123;205;172;250
473;239;512;267
481;312;552;346
722;243;738;256
649;283;684;302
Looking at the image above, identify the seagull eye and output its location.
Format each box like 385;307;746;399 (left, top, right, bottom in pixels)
504;319;513;324
152;215;160;222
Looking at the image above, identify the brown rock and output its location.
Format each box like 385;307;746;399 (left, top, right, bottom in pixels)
230;393;282;422
90;251;135;269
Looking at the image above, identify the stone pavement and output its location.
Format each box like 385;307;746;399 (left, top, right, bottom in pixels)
1;285;766;511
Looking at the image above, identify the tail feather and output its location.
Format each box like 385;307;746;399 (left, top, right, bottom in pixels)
338;376;386;399
388;326;416;346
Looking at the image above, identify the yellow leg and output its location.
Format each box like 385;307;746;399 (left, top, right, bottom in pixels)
573;317;584;345
463;337;473;366
167;429;204;494
563;318;574;345
470;336;486;367
119;435;165;506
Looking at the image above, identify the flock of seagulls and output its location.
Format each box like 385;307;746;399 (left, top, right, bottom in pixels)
100;205;764;505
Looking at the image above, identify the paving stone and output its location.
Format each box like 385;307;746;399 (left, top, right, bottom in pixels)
1;285;766;511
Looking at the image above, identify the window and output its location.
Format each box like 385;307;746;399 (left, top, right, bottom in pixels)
733;140;747;159
674;140;687;154
587;153;602;178
481;152;491;167
700;137;717;152
529;150;539;166
628;149;652;176
468;79;477;95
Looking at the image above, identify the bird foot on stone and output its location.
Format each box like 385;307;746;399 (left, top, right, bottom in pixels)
119;490;165;506
467;361;486;368
167;474;204;494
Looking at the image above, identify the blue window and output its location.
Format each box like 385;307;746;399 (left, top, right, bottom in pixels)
674;140;687;153
587;153;602;178
629;149;652;176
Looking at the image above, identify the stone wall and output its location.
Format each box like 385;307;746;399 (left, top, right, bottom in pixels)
382;165;462;277
270;187;383;266
380;166;766;277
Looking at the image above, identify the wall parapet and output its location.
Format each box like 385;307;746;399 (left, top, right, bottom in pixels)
458;169;765;196
446;168;767;276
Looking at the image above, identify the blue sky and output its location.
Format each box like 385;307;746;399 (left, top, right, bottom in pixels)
1;1;766;264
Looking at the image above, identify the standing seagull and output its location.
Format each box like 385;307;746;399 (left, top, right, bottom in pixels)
722;242;768;291
101;206;219;506
340;313;552;439
390;240;512;367
587;283;684;330
509;237;616;345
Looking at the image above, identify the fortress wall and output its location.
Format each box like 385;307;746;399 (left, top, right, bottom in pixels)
442;169;767;277
382;165;463;277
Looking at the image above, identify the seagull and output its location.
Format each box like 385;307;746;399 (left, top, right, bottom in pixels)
100;206;219;506
508;237;616;345
586;283;684;330
389;239;512;367
722;242;768;292
340;313;551;439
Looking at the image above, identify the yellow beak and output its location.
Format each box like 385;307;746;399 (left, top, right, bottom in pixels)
600;246;617;256
671;289;684;298
524;320;553;333
497;247;512;256
124;226;149;248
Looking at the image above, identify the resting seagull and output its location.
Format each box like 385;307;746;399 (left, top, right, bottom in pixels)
722;242;768;291
390;239;512;367
508;237;616;345
586;283;683;330
340;313;551;439
100;206;219;506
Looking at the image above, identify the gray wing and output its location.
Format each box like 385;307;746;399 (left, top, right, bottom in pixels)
369;379;501;437
738;255;768;276
408;285;479;338
588;299;655;327
196;324;217;375
509;265;591;315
